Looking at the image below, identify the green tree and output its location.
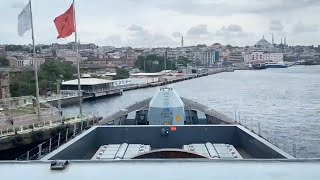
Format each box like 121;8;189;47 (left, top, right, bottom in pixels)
175;56;190;66
283;55;296;62
195;60;203;66
0;56;10;67
135;55;166;73
114;68;130;80
10;60;77;97
226;44;233;49
5;45;23;51
135;55;192;72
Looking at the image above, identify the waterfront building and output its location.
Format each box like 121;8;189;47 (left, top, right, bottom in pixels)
244;35;284;64
244;51;283;64
199;48;221;67
228;50;244;65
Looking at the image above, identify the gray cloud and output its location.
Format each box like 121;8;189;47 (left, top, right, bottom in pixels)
10;2;25;9
292;22;318;34
126;24;176;47
269;20;284;31
214;24;254;46
1;0;320;46
172;32;182;38
96;35;123;46
225;24;242;32
216;24;245;36
157;0;320;16
187;24;210;37
127;24;145;32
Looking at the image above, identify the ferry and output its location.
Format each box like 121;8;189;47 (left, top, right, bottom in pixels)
252;63;267;70
265;61;288;68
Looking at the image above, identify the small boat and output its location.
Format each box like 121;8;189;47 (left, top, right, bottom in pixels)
265;61;288;68
252;63;267;70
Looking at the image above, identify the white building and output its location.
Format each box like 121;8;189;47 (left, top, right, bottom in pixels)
200;48;221;67
244;35;284;64
17;56;33;67
244;51;283;64
107;51;121;59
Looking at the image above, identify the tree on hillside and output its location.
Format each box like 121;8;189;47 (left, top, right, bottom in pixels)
114;68;130;80
175;56;190;66
226;44;233;49
5;45;24;51
10;60;77;97
135;55;166;73
135;55;191;72
0;56;10;67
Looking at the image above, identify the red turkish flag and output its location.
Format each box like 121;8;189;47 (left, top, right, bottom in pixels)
54;4;75;39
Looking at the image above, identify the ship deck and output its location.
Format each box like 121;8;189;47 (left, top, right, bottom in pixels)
98;97;235;125
0;160;320;179
42;125;293;161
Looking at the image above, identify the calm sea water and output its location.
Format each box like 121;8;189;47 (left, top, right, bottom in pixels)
63;65;320;158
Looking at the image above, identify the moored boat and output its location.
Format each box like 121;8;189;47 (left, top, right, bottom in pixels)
252;63;267;70
265;61;288;68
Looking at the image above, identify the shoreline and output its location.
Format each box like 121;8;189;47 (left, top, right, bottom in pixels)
48;67;247;107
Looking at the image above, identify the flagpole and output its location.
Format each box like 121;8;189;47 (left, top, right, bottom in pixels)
29;0;41;122
73;0;83;119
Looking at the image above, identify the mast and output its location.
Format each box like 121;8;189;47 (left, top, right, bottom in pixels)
29;0;41;122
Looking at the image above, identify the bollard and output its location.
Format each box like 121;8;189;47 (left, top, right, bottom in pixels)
58;133;61;147
73;124;76;137
6;128;9;134
66;129;69;142
38;144;42;159
26;151;30;160
49;138;52;153
293;141;297;158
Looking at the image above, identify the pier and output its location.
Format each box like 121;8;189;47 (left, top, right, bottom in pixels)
61;78;132;98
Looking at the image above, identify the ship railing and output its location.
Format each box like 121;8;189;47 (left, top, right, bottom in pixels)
0;114;90;138
16;116;99;161
233;110;298;158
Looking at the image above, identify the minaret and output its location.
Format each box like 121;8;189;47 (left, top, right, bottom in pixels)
263;34;265;39
281;38;283;44
272;33;274;46
284;36;287;46
181;36;184;48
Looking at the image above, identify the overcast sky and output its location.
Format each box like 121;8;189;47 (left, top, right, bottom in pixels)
0;0;319;47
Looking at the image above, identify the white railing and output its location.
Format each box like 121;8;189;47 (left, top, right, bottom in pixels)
0;115;82;138
233;110;300;158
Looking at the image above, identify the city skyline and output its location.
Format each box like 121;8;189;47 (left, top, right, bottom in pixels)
1;0;320;47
